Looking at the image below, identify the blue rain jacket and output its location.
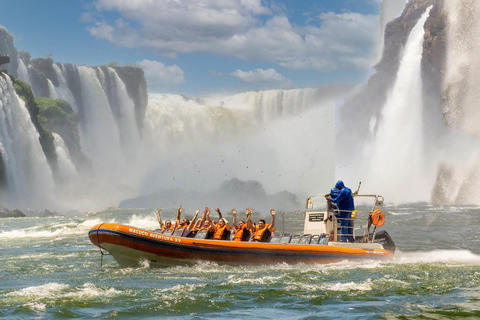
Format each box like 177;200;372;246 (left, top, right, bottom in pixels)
330;180;354;242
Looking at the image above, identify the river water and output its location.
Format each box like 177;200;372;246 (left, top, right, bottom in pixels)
1;204;479;319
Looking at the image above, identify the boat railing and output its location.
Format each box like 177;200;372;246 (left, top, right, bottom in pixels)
330;194;384;242
281;210;305;235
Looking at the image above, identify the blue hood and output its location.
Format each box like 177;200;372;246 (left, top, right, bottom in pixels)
335;180;345;190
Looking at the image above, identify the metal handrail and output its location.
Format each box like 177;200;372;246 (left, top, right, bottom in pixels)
278;194;383;243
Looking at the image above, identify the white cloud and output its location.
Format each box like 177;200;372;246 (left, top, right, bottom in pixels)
86;0;379;72
231;68;292;87
135;59;185;91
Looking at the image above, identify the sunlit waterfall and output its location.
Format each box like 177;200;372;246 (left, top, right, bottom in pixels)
16;58;29;84
52;133;77;180
51;64;77;107
432;0;480;204
366;6;433;203
142;89;335;197
0;75;55;208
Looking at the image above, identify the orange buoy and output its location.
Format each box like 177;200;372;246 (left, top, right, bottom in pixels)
371;209;385;227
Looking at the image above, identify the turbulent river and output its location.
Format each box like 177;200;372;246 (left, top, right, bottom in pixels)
1;204;479;319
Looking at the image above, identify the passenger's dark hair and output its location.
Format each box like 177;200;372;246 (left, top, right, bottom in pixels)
259;219;266;224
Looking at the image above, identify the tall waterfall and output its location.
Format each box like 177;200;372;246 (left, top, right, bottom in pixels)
0;74;55;209
366;6;433;203
426;0;480;204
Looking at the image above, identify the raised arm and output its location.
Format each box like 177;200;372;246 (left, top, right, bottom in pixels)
174;205;183;229
215;207;223;220
268;209;276;230
246;208;254;233
205;207;215;231
232;209;238;228
157;208;163;228
199;207;208;227
188;208;200;229
246;208;252;229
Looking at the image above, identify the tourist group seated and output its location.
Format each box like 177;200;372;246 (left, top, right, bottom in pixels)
156;206;276;242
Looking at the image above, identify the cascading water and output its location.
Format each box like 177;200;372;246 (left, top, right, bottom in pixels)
142;88;337;197
435;0;480;204
52;133;77;181
5;46;339;211
365;6;434;203
0;74;55;209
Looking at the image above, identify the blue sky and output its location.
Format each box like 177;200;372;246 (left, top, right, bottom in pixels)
0;0;393;96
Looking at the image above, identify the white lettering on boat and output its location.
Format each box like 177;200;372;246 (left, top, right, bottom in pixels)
128;228;182;243
366;250;384;254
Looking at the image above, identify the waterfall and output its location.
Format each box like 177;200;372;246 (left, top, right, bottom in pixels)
76;66;128;179
16;58;29;84
142;88;336;197
52;133;77;180
0;74;55;209
364;6;433;203
434;0;480;204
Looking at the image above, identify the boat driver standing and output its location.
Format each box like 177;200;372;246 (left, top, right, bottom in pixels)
325;180;355;242
250;209;276;242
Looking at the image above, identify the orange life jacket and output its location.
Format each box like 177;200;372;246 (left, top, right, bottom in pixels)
213;225;231;240
234;224;250;241
251;224;275;242
162;226;175;234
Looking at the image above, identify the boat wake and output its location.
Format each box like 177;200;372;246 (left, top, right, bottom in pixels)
393;249;480;264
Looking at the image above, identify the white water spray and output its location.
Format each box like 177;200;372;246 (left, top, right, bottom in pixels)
142;89;336;197
366;6;433;203
52;133;77;180
0;75;55;209
438;0;480;204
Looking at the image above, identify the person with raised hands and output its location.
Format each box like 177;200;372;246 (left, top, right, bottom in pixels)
232;208;252;241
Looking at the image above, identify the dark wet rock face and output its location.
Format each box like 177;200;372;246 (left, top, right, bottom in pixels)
0;207;26;218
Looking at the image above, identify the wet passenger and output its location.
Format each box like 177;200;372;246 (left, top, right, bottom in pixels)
156;208;175;234
250;209;276;242
183;208;201;237
173;205;192;236
212;207;232;240
326;181;355;242
232;208;252;241
187;219;203;238
194;207;215;239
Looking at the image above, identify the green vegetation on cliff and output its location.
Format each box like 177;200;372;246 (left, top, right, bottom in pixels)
35;96;91;173
36;97;79;130
10;76;58;174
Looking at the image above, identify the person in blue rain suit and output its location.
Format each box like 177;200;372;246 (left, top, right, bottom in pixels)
326;181;355;242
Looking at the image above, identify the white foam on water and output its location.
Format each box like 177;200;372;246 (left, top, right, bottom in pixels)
388;211;413;216
0;220;93;240
6;282;122;303
7;282;70;298
159;283;207;301
63;283;122;298
24;302;47;311
0;227;80;239
126;214;158;230
320;279;373;292
394;250;480;264
226;275;284;285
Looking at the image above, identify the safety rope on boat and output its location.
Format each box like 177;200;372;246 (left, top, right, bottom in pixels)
96;223;110;268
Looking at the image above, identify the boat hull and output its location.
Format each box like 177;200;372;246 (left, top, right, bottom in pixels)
89;223;393;267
